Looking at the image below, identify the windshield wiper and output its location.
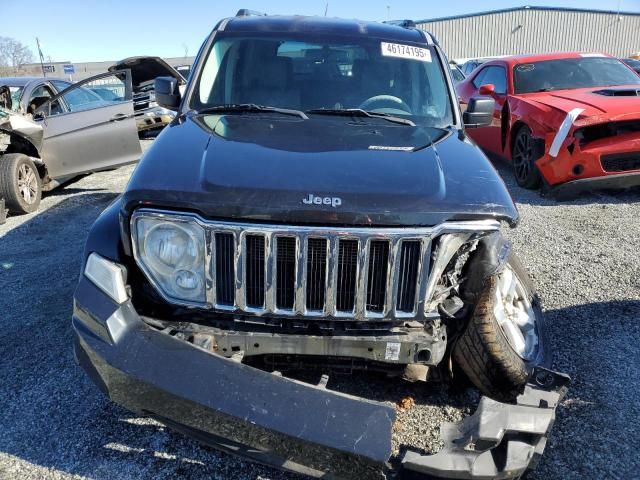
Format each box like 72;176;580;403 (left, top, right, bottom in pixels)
306;108;416;126
196;103;308;119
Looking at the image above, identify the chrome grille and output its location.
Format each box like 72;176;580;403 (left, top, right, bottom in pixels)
336;240;358;311
306;238;328;310
214;233;235;305
366;241;389;312
275;237;296;309
396;241;421;312
245;235;265;307
132;92;151;112
132;210;501;320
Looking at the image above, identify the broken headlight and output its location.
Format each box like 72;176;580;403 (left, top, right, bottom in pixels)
131;212;206;305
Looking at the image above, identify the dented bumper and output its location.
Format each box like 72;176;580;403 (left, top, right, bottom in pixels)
548;171;640;200
73;274;568;479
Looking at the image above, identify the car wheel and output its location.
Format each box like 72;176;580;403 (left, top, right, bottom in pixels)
0;153;42;214
453;253;550;401
512;125;542;189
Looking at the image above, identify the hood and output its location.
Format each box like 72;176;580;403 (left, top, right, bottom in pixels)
0;108;43;153
123;114;518;227
108;56;185;90
523;85;640;122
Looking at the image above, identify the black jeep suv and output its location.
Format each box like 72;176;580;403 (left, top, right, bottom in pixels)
73;11;565;480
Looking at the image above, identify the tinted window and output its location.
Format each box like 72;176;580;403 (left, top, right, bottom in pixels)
27;84;63;115
462;61;479;75
623;58;640;72
472;68;487;88
57;74;126;113
51;80;72;93
514;57;640;93
193;35;454;127
473;66;507;94
449;65;465;83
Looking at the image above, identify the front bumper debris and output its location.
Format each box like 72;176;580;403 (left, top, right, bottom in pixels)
73;274;569;479
402;366;570;479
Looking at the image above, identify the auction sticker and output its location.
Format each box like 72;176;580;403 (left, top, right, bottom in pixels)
381;42;431;62
385;342;401;361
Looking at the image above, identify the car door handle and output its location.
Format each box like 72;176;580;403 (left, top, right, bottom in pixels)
109;113;128;122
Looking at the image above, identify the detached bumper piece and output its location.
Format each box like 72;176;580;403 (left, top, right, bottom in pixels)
0;198;6;224
402;367;570;479
73;278;395;480
74;276;569;480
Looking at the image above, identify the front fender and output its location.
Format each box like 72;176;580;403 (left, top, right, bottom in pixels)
81;197;128;271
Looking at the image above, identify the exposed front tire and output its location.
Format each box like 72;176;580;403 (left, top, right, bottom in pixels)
454;254;550;401
512;125;542;190
0;153;42;214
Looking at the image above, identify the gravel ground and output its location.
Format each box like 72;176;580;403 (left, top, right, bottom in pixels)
1;140;639;479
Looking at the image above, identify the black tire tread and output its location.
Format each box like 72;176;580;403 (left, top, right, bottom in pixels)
454;255;544;401
512;125;542;190
0;153;41;214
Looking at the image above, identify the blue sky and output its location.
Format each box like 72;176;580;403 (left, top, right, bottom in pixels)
2;0;638;62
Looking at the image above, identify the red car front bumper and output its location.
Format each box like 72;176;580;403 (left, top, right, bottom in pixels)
536;130;640;197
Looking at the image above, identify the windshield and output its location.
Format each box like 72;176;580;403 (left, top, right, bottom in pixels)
514;57;640;93
191;34;454;127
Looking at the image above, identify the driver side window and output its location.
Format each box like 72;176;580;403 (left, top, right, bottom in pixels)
473;66;507;94
28;84;64;116
52;74;125;114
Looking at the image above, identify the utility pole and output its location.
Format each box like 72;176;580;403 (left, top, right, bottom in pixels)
387;5;391;20
36;37;46;77
324;1;329;17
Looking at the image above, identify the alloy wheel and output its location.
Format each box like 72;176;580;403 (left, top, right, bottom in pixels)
17;163;38;205
493;265;540;361
512;131;533;183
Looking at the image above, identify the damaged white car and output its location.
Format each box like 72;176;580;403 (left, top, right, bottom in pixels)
0;71;141;215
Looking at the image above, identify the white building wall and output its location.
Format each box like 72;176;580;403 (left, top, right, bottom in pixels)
417;8;640;59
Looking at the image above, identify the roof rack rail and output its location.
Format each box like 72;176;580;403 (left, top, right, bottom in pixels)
236;9;267;17
383;19;417;28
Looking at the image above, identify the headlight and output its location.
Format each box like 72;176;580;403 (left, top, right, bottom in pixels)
132;213;207;305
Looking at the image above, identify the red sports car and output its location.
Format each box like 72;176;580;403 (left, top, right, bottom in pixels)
456;52;640;197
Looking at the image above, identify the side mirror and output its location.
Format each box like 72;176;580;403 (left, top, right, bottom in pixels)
479;84;495;95
155;76;181;110
463;96;495;128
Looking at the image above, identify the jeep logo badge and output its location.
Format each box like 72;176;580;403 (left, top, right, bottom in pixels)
303;194;342;208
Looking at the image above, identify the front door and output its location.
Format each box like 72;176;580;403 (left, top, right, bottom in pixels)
36;70;141;180
464;65;508;155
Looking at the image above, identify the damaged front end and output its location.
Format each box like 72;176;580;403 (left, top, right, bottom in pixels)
0;106;43;155
73;272;568;480
73;202;569;480
0;106;44;221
